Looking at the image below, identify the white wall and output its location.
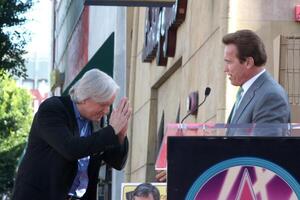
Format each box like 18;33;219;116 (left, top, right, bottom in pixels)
88;6;127;200
88;6;117;59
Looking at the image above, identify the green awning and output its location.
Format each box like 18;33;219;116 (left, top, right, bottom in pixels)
62;32;114;96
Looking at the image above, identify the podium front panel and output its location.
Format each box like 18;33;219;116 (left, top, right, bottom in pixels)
167;136;300;200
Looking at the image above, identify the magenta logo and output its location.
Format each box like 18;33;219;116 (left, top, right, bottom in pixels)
186;157;300;200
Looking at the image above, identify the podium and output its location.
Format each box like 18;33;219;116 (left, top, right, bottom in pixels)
155;123;300;200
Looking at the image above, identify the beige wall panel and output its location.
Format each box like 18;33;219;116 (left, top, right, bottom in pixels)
146;97;158;181
181;0;221;65
149;58;183;90
130;165;147;182
133;54;152;112
149;64;166;87
233;0;300;21
156;67;182;127
205;32;227;122
178;30;226;123
130;101;151;174
180;62;207;123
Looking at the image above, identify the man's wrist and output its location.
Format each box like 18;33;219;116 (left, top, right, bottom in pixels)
109;124;118;135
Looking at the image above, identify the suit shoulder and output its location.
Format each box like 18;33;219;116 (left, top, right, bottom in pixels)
261;76;287;94
38;96;66;113
257;80;289;106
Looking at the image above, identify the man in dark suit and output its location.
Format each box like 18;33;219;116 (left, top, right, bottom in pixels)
12;69;132;200
223;30;290;136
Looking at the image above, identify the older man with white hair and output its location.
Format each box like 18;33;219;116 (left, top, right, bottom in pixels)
12;69;132;200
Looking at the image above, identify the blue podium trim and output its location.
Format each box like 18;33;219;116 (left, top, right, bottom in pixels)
185;157;300;199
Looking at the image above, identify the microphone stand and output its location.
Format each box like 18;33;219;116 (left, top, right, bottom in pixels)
180;95;208;124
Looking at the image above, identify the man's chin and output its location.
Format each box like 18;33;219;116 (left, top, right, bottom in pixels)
230;81;239;86
95;116;104;122
91;118;101;122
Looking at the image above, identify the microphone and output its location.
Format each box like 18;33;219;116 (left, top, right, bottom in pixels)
180;87;211;124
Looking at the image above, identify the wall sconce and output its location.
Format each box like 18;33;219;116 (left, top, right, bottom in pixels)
186;91;199;115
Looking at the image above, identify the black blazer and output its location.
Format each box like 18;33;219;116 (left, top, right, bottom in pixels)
12;96;128;200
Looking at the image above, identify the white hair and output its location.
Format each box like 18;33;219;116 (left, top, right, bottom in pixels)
69;69;119;103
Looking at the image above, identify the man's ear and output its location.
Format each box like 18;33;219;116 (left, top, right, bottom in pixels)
245;57;255;69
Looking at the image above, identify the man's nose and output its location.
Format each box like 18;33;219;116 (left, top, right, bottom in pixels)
224;64;228;72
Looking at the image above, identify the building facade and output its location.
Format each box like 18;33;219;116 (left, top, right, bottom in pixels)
51;0;300;198
125;0;300;183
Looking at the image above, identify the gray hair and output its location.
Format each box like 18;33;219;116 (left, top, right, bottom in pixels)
69;69;119;103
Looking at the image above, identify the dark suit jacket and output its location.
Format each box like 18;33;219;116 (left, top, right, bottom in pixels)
12;96;128;200
227;72;291;136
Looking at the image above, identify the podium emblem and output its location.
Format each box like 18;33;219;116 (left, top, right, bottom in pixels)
186;157;300;200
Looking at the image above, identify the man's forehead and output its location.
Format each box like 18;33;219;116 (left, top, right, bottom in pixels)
225;44;237;52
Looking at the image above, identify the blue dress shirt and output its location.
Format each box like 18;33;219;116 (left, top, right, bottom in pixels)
68;102;91;197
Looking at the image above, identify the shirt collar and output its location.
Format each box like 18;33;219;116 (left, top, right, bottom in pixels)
72;101;87;122
241;68;266;95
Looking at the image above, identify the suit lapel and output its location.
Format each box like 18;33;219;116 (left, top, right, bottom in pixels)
59;95;80;136
227;106;234;123
231;72;268;123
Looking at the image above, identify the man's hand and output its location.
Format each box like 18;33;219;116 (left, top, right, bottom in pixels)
109;97;132;143
155;170;167;182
